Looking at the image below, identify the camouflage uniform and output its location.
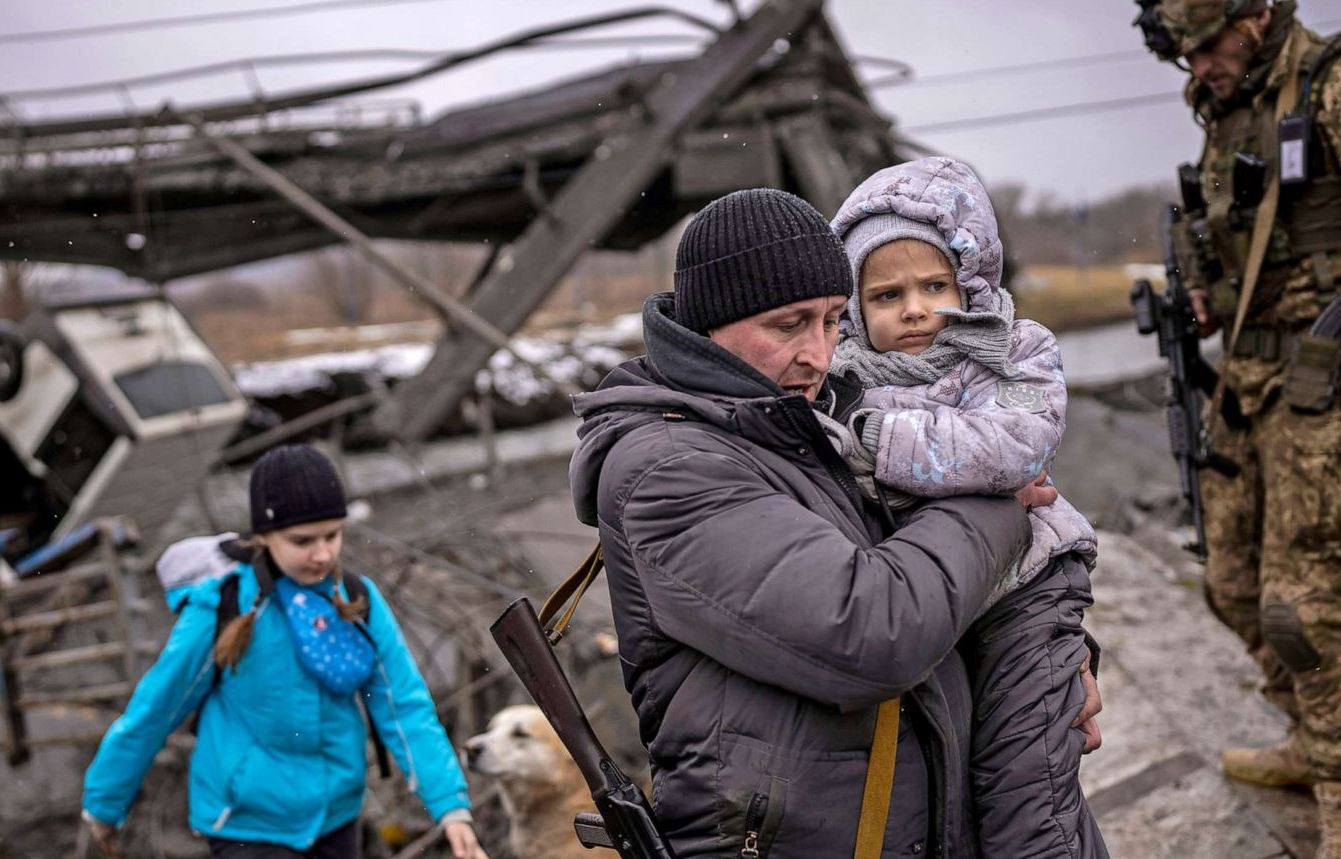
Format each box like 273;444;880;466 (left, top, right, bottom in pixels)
1162;0;1341;781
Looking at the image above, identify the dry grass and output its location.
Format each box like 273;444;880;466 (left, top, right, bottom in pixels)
1013;264;1150;332
187;287;436;363
184;266;660;364
182;253;1153;365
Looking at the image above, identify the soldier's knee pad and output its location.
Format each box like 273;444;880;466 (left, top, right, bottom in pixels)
1262;602;1323;673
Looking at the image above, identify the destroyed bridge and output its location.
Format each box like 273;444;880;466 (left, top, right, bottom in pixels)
0;0;918;442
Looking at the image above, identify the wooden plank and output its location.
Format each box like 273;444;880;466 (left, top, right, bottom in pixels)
25;732;110;748
1;663;29;766
0;599;151;635
774;113;858;218
11;640;156;672
0;561;112;600
102;537;141;683
17;681;132;708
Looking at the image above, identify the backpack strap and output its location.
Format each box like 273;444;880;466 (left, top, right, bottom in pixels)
1299;33;1341;118
338;569;392;781
251;551;278;601
218;537;251;564
339;571;371;625
210;564;392;781
181;571;243;736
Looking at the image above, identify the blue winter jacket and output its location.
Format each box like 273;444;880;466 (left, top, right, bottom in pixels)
83;563;470;850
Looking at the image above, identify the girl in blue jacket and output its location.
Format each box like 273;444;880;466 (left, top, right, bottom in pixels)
82;444;488;859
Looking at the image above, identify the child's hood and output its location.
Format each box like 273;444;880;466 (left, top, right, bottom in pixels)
831;157;1004;321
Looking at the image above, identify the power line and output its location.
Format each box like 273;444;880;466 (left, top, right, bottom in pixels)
4;7;720;137
0;0;447;45
892;12;1341;135
901;90;1185;135
867;49;1146;90
851;54;913;82
6;36;707;102
860;17;1341;90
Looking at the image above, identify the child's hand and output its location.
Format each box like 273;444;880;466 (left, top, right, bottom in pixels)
815;411;873;471
82;812;122;859
442;820;488;859
1014;472;1057;511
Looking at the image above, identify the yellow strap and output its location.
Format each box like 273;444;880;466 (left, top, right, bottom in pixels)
1212;34;1309;428
1223;34;1309;370
854;698;900;859
538;543;604;643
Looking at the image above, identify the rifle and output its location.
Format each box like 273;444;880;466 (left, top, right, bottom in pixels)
491;598;675;859
1130;203;1241;560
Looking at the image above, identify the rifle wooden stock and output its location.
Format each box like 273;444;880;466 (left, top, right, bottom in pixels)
490;598;676;859
490;597;611;795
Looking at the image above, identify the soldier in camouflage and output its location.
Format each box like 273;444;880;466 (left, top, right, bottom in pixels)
1138;1;1341;855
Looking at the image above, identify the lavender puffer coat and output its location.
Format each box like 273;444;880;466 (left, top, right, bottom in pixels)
854;320;1096;595
832;157;1096;598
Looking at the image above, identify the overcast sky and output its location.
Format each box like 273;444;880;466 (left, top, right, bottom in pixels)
5;0;1341;207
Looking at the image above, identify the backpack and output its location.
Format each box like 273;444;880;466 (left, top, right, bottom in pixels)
158;533;391;778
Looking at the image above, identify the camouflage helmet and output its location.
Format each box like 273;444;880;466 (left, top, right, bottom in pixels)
1136;0;1270;60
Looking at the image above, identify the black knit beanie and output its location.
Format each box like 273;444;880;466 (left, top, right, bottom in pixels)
249;443;348;534
673;188;854;333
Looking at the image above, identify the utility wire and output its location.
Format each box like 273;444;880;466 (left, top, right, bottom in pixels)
861;16;1341;90
4;7;720;137
0;0;447;45
0;0;727;47
6;35;706;102
867;49;1144;90
893;13;1341;134
901;90;1185;135
851;54;913;82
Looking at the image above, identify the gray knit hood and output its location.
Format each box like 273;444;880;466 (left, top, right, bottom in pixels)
830;157;1016;385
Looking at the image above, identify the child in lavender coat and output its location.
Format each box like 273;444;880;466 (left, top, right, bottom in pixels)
825;157;1108;859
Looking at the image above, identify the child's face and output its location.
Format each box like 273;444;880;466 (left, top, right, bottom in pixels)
258;518;344;584
859;239;962;355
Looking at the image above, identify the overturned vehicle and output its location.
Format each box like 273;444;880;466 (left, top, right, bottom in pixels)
0;283;246;567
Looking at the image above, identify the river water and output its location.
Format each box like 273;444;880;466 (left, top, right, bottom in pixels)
1056;319;1223;389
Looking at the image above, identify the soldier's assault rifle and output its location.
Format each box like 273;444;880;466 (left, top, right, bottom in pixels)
491;598;675;859
1130;204;1242;560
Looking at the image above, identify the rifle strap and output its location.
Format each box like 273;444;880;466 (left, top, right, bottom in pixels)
853;698;900;859
544;547;904;857
1214;33;1309;421
538;543;604;644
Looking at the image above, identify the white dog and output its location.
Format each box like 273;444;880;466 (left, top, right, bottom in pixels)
465;705;594;859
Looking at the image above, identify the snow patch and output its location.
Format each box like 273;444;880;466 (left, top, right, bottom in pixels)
232;314;642;405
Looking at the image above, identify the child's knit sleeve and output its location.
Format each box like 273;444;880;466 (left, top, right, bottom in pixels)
857;319;1067;497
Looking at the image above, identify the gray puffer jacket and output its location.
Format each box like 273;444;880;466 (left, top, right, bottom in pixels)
569;293;1031;859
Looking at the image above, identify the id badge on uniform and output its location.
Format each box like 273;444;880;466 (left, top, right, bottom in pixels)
1280;114;1310;185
